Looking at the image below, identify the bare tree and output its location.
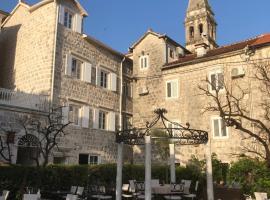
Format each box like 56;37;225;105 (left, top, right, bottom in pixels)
199;61;270;168
20;107;71;167
0;127;15;164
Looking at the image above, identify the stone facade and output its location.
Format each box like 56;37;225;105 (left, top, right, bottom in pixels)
130;0;270;165
0;0;133;165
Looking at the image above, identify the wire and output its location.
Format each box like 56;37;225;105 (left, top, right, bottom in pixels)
133;57;270;80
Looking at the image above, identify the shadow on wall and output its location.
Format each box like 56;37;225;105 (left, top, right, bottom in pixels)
0;24;21;89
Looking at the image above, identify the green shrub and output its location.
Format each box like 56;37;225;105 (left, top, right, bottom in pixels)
228;158;270;196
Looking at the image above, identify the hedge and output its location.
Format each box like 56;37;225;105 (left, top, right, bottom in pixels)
0;164;203;199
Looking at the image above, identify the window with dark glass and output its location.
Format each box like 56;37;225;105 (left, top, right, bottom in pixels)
64;10;73;29
98;111;107;130
71;58;82;79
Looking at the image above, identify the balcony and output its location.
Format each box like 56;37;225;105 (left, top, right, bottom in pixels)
0;88;49;112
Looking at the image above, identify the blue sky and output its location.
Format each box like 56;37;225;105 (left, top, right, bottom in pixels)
1;0;270;53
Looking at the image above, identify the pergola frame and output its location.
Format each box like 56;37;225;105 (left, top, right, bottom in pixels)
115;108;214;200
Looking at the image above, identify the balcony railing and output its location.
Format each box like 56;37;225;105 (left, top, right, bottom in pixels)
0;88;50;112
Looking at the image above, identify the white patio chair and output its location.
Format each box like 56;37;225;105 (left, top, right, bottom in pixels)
71;186;77;194
128;180;136;193
183;181;199;200
122;184;133;199
66;194;78;200
254;192;268;200
23;194;40;200
76;186;84;196
181;180;192;194
0;190;9;200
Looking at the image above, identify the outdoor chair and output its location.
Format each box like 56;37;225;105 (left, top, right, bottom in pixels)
128;180;136;193
254;192;269;200
181;180;192;194
76;186;84;196
89;185;112;200
183;181;199;200
134;181;153;199
71;186;78;194
163;183;184;200
66;194;78;200
0;190;9;200
122;184;133;199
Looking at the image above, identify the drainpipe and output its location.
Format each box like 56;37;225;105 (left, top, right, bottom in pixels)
50;2;59;107
119;57;126;130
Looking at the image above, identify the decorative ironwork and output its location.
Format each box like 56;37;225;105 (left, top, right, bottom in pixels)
18;134;39;147
116;108;208;145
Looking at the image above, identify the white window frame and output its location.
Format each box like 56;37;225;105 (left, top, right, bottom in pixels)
211;116;229;139
71;57;82;80
98;110;108;130
166;120;180;136
89;155;100;165
166;79;179;99
64;9;74;29
139;55;149;70
69;104;81;126
208;69;225;92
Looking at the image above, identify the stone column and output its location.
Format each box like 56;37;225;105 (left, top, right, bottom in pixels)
205;140;214;200
116;143;124;200
145;136;152;200
169;143;176;183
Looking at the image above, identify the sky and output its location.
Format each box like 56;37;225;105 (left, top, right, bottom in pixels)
1;0;270;53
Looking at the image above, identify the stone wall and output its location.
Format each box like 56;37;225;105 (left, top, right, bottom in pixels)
131;33;270;165
0;2;57;95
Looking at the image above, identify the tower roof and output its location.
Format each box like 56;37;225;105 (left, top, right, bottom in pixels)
187;0;212;12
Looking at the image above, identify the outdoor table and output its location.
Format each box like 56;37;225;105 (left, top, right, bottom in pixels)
152;184;171;194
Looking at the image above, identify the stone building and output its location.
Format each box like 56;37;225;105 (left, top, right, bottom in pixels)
0;0;132;165
130;0;270;165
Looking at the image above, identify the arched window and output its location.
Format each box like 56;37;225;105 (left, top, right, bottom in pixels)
189;26;194;39
199;24;204;35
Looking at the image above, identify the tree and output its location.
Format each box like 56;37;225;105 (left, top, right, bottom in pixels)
20;107;71;167
0;126;16;164
199;61;270;168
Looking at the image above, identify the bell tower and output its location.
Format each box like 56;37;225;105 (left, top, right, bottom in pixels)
185;0;218;52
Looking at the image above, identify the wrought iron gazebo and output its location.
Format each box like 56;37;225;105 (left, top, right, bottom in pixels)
115;108;213;200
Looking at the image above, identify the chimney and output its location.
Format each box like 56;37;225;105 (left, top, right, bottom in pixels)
195;43;209;57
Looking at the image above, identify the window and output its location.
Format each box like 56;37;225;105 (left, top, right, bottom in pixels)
123;82;132;98
71;58;82;79
64;10;73;29
189;26;194;38
79;154;100;165
212;117;228;138
123;115;132;130
169;48;175;59
166;80;178;99
209;70;224;91
100;70;108;88
199;24;204;35
99;111;107;130
89;155;99;165
69;104;81;126
167;121;180;136
140;55;149;69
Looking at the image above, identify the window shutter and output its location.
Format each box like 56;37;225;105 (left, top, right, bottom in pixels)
91;67;97;85
96;68;101;86
75;14;82;33
83;62;92;83
62;106;69;124
110;73;117;92
93;109;99;129
210;74;216;90
167;82;171;97
218;73;224;89
108;112;116;132
172;81;178;97
65;53;72;76
213;119;220;137
81;106;90;128
58;5;65;24
98;156;101;164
